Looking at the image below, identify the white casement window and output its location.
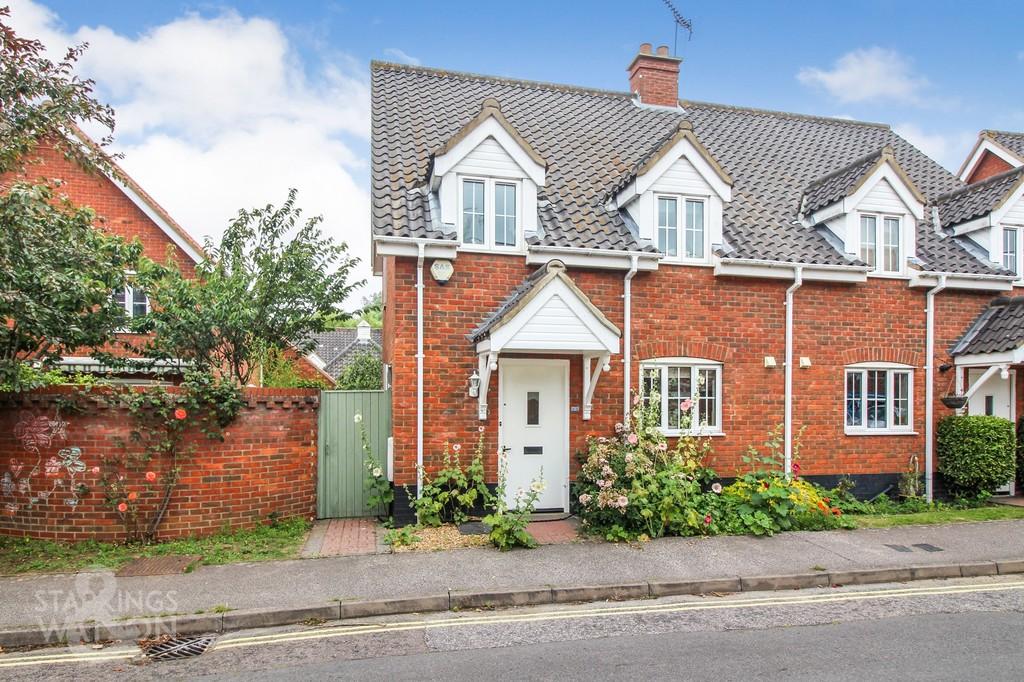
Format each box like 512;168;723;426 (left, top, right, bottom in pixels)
639;358;722;435
459;177;520;250
859;213;902;273
844;363;913;434
656;195;706;261
1002;226;1019;276
113;283;149;319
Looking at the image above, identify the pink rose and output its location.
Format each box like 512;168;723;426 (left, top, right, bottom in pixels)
91;466;101;475
145;471;157;482
117;502;128;513
680;399;693;411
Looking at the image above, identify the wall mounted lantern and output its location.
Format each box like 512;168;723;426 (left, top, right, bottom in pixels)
468;370;481;397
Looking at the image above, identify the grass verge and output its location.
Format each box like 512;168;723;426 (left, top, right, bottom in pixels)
0;517;311;575
853;504;1024;528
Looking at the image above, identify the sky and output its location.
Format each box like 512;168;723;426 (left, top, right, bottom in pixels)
7;0;1023;301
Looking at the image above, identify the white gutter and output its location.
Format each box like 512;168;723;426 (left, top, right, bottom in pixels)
416;242;426;500
924;274;947;502
717;257;872;273
623;254;639;421
784;267;803;476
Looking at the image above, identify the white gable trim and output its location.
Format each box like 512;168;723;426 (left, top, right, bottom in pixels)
107;172;204;264
432;117;545;187
616;136;732;207
481;277;619;355
846;163;924;220
958;137;1023;182
991;180;1024;226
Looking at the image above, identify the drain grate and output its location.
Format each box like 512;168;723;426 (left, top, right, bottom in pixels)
145;636;215;661
884;544;913;552
912;543;944;553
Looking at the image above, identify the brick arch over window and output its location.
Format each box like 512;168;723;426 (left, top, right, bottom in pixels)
635;339;733;362
841;346;922;367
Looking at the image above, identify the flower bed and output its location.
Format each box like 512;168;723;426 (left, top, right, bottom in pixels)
575;394;851;541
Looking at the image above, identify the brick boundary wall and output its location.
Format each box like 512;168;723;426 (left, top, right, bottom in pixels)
0;387;319;542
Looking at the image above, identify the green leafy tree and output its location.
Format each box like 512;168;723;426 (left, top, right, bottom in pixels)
0;11;140;389
140;189;362;385
332;292;382;328
336;351;383;390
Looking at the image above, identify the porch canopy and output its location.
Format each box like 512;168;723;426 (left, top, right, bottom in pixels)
468;260;620;420
949;296;1024;401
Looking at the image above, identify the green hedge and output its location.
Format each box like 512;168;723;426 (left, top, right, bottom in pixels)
937;415;1015;496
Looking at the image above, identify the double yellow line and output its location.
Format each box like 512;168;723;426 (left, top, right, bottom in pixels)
3;579;1023;669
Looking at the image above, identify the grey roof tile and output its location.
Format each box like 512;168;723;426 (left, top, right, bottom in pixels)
951;296;1024;355
988;130;1024;160
800;147;887;216
312;329;382;379
371;62;1006;275
935;165;1024;229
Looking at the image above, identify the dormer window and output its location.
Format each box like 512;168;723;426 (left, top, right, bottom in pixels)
859;213;901;273
656;195;705;260
1002;226;1019;276
460;177;520;249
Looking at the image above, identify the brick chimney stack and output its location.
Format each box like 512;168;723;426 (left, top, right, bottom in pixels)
627;43;682;107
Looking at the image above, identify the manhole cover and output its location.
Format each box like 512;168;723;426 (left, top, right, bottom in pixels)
116;555;202;577
884;544;912;553
145;636;215;661
912;543;944;553
457;521;489;535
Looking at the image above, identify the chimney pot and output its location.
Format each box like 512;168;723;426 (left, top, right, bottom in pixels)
627;42;682;107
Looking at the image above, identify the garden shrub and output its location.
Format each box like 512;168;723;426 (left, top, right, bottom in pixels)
482;453;541;551
937;415;1015;497
407;431;489;527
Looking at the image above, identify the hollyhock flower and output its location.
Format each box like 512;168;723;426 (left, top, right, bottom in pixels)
704;514;712;525
711;482;723;494
627;433;639;445
127;492;137;501
679;399;693;411
579;494;592;505
117;502;128;513
478;426;485;433
452;443;462;452
792;462;801;475
614;422;624;433
353;413;363;423
174;408;187;420
530;480;546;493
145;471;157;482
372;467;383;478
657;442;668;451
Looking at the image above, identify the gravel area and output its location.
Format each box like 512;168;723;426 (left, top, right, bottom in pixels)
393;525;490;553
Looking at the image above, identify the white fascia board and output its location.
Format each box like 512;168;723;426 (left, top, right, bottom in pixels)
633;137;732;202
487;277;619;355
109;174;204;264
806;201;846;226
844;164;925;220
951;215;994;236
714;259;868;283
432;117;545;187
526;246;659;271
958;138;1023;181
373;237;459;260
953;348;1024;367
908;271;1014;291
991;182;1024;226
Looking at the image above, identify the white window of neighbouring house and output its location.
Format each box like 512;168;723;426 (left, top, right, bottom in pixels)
845;363;913;434
639;359;722;435
1003;226;1019;276
460;177;521;250
655;196;706;262
859;213;902;273
113;284;149;320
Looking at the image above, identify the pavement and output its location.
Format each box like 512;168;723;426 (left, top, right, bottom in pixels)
1;519;1023;648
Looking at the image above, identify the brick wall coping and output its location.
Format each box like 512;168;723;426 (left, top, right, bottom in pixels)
0;385;320;408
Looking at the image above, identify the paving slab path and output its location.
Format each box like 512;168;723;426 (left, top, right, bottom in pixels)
1;519;1023;633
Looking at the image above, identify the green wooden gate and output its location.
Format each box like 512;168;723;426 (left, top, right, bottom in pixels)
317;390;391;518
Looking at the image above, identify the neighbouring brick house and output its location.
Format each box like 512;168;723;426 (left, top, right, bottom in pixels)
372;45;1024;521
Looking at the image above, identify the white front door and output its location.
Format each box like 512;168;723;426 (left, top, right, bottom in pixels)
499;359;569;511
967;367;1016;495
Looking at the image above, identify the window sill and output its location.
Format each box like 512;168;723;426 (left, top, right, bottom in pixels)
660;430;726;438
865;272;910;280
659;259;714;268
844;429;918;436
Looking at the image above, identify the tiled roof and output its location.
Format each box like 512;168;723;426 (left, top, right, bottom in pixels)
935;165;1024;229
371;62;1004;275
312;329;382;379
800;147;888;217
468;264;552;343
951;296;1024;356
987;130;1024;160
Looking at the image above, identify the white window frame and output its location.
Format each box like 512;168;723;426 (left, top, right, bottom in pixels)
1003;224;1022;281
654;194;708;263
859;212;903;274
639;357;723;436
458;175;523;252
844;362;915;435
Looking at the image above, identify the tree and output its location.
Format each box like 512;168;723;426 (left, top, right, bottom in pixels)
0;10;140;389
140;189;363;385
337;351;383;390
326;292;382;329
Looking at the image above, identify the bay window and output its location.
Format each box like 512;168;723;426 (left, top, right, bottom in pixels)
640;359;722;435
845;364;913;434
460;177;520;249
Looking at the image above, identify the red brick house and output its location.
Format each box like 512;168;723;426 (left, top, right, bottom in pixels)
372;45;1024;520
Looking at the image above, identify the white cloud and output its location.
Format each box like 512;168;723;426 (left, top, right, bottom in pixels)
383;47;420;66
798;47;930;105
6;0;375;297
894;123;977;172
